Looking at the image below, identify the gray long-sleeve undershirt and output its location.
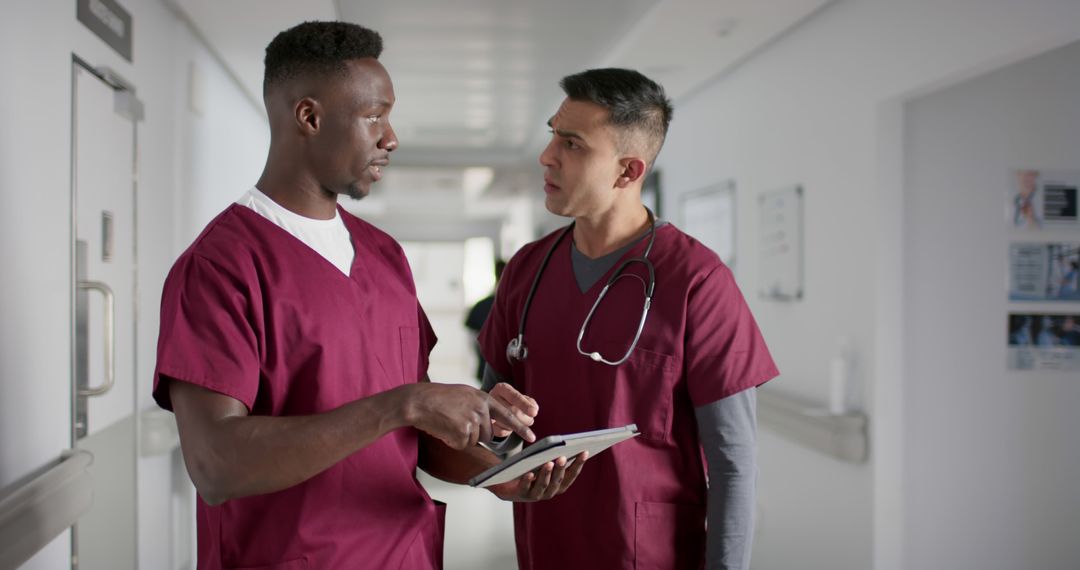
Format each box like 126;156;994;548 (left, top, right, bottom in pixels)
478;227;757;569
698;390;756;570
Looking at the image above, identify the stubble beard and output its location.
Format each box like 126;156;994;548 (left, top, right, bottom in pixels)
345;182;369;201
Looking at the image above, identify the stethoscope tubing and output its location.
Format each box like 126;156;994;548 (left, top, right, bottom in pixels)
506;207;657;366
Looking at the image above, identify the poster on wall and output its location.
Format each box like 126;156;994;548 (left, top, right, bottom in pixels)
679;180;735;267
1010;170;1080;229
1007;313;1080;371
758;185;803;301
1008;243;1080;301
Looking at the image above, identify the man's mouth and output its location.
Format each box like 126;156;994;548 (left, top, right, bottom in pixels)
369;159;389;181
544;176;560;193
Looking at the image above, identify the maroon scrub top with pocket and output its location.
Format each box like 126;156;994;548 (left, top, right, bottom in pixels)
154;205;443;570
479;223;778;570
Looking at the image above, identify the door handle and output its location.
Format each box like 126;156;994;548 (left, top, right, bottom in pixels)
77;280;115;397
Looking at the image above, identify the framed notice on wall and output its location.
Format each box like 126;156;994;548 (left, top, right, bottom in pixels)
1007;313;1080;371
679;180;735;267
1010;169;1080;229
1009;242;1080;301
758;185;803;301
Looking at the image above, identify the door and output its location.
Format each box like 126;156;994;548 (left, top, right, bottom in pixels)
71;58;142;570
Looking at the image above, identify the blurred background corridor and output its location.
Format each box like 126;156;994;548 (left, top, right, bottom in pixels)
1;1;1079;568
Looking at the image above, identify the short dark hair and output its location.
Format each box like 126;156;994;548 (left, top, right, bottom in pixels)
559;68;673;163
264;21;383;95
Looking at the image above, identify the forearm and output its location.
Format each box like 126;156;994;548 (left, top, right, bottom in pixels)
175;382;414;505
417;432;501;485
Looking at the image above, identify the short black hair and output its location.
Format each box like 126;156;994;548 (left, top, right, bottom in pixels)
559;68;673;163
264;21;382;95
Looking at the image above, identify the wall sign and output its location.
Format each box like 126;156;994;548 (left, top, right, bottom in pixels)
758;185;804;301
1010;169;1080;229
77;0;133;62
1007;313;1080;371
1009;242;1080;301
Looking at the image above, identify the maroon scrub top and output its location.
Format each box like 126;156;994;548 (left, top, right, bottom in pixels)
154;205;443;570
479;223;778;570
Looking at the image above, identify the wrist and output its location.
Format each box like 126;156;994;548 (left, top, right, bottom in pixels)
391;383;421;429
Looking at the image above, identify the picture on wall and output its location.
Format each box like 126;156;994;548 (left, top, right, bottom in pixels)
1010;169;1080;229
758;185;803;301
1008;242;1080;301
679;180;735;267
1007;313;1080;371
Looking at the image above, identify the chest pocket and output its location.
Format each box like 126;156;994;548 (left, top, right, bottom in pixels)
597;342;677;442
399;326;421;383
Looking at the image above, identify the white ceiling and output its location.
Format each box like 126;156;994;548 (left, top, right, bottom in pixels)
170;0;831;203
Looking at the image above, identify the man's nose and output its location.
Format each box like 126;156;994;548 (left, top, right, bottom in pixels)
539;139;556;167
381;123;398;151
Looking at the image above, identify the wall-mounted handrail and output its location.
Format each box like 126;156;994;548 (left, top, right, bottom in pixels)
0;450;94;568
757;387;869;464
140;408;180;457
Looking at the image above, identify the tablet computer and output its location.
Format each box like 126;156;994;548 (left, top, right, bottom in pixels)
468;424;639;488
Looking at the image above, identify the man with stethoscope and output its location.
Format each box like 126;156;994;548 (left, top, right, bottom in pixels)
477;68;779;569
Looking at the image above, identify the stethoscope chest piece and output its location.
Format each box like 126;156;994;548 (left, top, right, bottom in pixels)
506;335;528;363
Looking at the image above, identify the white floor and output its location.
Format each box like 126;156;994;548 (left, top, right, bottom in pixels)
418;471;518;570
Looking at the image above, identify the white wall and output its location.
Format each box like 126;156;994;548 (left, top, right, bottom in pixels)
0;3;82;565
654;1;1080;569
172;29;268;245
0;1;267;568
904;40;1080;570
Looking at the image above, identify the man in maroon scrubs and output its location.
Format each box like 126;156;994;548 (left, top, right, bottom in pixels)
154;22;581;570
479;69;779;569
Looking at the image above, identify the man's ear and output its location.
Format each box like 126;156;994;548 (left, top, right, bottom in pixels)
615;158;647;188
294;97;321;135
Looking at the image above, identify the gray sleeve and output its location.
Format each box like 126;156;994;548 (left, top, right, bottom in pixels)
480;362;504;392
479;362;523;456
696;389;757;570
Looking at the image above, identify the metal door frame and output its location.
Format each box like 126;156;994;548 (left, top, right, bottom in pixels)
69;53;142;569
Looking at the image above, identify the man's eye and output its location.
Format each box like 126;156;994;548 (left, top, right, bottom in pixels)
366;115;381;124
549;130;578;150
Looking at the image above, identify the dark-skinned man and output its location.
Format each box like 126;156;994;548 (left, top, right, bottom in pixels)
153;21;584;570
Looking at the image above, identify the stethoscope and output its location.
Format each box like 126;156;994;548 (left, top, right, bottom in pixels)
505;207;657;367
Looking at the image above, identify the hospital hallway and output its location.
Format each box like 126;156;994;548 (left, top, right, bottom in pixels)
2;1;1080;569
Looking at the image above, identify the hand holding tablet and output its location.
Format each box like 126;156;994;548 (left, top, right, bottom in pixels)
470;424;640;488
